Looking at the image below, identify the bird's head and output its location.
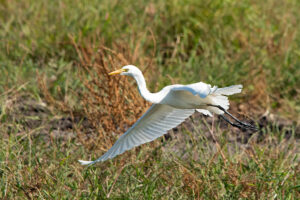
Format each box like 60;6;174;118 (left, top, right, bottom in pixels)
109;65;142;77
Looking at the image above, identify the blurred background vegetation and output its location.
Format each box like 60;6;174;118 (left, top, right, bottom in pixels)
0;0;299;199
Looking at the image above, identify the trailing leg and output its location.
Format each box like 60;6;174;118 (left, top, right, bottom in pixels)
207;104;258;131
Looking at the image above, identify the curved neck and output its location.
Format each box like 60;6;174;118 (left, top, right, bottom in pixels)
132;74;158;103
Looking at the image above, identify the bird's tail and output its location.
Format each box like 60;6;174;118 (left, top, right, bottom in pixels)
214;84;243;96
207;85;243;114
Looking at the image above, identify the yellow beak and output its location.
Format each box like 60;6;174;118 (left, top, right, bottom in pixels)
108;68;125;75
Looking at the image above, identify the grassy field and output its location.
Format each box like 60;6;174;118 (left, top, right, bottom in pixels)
0;0;299;199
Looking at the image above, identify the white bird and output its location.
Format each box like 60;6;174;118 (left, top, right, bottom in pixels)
79;65;256;166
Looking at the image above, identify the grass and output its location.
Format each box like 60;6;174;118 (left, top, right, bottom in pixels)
0;0;299;199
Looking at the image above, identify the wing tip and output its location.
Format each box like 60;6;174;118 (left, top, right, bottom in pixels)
78;160;95;166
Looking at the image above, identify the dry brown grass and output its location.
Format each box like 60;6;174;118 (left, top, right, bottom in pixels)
37;75;72;113
74;44;151;151
38;36;156;153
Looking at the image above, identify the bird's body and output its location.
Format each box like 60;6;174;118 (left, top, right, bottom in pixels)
79;65;244;166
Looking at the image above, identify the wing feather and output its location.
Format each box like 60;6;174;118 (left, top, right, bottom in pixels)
79;104;195;165
171;82;213;98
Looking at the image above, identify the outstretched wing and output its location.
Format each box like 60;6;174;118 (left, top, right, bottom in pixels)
79;104;195;165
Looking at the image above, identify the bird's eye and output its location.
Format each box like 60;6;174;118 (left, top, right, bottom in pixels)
123;68;129;72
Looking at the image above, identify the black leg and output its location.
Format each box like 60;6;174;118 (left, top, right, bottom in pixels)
207;104;258;131
219;115;246;130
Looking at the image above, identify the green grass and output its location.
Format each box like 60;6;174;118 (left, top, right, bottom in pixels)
0;0;299;199
0;115;298;199
1;0;300;116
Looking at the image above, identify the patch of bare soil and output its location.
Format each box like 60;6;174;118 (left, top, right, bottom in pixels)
163;111;299;161
5;94;299;157
4;94;94;142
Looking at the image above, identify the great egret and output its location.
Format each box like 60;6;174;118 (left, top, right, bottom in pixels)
79;65;256;165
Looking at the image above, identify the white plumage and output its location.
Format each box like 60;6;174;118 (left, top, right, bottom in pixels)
79;65;242;165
